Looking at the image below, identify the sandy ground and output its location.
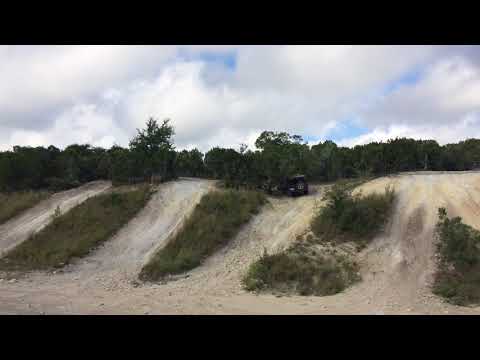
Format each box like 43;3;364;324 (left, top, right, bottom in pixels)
1;173;480;314
0;181;111;256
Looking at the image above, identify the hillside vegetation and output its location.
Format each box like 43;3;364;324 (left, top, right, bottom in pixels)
243;242;360;296
0;186;152;271
311;183;395;249
243;182;394;296
140;189;266;281
433;208;480;306
0;191;50;225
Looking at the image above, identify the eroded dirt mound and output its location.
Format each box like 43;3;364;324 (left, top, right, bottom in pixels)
2;173;480;314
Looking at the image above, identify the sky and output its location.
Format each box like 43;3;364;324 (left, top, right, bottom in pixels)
1;45;480;152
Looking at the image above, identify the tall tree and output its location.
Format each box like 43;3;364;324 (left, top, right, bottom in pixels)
129;118;176;179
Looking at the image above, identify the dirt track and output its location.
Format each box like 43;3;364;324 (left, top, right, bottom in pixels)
1;173;480;314
63;179;215;291
0;181;111;256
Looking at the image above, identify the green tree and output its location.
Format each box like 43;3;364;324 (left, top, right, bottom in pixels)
176;149;205;177
129;118;176;180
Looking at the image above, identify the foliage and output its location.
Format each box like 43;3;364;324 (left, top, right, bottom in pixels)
0;118;178;191
311;184;395;244
139;190;266;281
203;136;480;191
242;245;360;296
2;118;480;193
128;118;177;181
176;149;206;177
255;131;310;189
0;186;152;270
432;208;480;306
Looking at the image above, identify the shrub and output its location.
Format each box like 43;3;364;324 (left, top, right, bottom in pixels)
140;189;266;281
432;208;480;306
242;247;360;296
311;184;395;244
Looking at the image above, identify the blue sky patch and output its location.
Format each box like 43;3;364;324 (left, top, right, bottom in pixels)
178;49;237;70
383;66;424;95
294;67;426;146
303;118;370;145
326;119;369;142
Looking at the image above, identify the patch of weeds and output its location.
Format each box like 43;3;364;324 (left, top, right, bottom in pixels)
311;183;395;245
139;189;266;281
432;207;480;306
0;185;152;271
242;245;360;297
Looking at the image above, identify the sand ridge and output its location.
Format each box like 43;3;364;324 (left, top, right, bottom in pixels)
1;173;480;314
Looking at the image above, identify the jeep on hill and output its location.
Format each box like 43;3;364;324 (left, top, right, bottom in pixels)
263;175;309;197
280;175;309;197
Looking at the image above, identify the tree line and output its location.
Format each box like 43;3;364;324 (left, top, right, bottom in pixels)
198;131;480;189
1;117;480;192
0;118;176;191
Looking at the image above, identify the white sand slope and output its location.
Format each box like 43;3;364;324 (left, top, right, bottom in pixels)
1;173;480;314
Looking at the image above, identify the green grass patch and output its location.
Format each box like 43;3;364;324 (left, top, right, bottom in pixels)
242;244;360;296
139;189;266;281
432;208;480;306
0;185;152;271
311;183;395;247
0;191;50;225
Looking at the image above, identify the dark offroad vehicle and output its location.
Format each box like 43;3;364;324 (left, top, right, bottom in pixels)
280;175;309;197
261;175;309;197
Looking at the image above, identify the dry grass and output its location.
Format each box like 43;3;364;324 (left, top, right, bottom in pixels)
0;191;50;225
242;241;360;296
311;183;395;246
140;189;266;281
0;185;152;271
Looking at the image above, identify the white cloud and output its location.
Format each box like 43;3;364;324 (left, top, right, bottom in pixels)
340;114;480;147
1;45;479;152
0;103;129;150
349;54;480;145
0;46;178;127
